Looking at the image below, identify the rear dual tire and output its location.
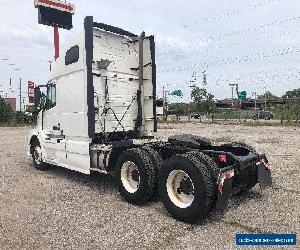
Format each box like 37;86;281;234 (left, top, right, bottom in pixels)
116;148;158;205
158;153;215;223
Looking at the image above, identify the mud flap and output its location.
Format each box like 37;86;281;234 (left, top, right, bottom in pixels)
216;167;234;210
257;162;272;189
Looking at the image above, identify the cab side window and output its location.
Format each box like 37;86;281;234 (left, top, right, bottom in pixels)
65;45;79;65
46;85;56;109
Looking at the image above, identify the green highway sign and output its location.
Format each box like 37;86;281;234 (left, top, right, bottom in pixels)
238;91;247;101
170;90;183;97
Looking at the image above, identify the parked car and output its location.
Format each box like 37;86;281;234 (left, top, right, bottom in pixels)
191;113;201;119
252;111;273;120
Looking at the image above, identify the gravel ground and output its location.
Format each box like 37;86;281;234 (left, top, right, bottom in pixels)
0;124;299;249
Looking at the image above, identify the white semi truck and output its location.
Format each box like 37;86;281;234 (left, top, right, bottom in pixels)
27;16;272;222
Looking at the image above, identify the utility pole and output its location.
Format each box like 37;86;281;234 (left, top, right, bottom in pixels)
229;83;238;109
165;90;170;121
264;84;267;111
19;78;22;112
163;86;165;120
252;92;257;113
162;86;170;120
202;71;207;86
189;72;197;121
49;61;53;71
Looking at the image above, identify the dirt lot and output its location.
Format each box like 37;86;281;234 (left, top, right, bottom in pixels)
0;124;299;249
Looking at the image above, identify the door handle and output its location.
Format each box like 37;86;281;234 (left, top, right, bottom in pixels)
53;125;60;130
53;123;60;131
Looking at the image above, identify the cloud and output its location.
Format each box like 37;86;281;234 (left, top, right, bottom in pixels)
0;25;52;50
155;32;208;59
0;0;299;101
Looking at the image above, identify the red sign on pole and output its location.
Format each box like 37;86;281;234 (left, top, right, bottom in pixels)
34;0;75;14
28;81;35;104
34;0;75;30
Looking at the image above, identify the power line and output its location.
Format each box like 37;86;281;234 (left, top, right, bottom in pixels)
206;16;300;42
181;0;281;28
158;46;300;73
158;27;300;59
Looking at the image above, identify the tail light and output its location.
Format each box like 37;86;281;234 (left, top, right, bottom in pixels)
218;169;234;192
218;154;227;164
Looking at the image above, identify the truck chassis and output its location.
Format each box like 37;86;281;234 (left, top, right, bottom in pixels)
30;133;272;222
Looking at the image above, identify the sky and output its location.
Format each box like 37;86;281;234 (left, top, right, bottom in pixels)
0;0;300;107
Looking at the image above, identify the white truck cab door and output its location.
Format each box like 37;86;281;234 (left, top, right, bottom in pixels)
42;84;67;164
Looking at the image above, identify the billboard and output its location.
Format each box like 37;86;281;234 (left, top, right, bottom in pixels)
28;81;35;104
34;0;75;30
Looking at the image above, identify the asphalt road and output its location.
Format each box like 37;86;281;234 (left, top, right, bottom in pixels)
0;124;299;249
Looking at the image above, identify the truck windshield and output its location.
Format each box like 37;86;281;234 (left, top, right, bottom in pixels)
46;84;56;109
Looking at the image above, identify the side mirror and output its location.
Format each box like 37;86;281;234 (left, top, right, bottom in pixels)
34;87;41;108
34;87;46;110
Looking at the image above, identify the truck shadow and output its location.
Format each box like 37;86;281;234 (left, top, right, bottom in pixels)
43;164;118;191
183;190;264;228
196;190;265;226
32;163;267;225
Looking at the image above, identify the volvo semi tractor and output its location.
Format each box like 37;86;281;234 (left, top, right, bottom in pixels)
27;16;272;222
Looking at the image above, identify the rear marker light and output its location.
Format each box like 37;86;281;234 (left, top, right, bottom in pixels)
218;154;227;163
218;169;234;192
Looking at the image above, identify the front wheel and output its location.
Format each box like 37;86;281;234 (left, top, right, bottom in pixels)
31;140;48;171
158;153;214;222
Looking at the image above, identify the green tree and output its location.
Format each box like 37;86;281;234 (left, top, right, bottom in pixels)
283;88;300;98
169;102;187;121
191;87;216;122
257;91;278;100
0;97;14;124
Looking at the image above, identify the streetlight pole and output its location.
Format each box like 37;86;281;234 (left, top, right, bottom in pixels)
19;78;22;112
229;83;239;109
163;86;165;120
264;88;267;111
164;89;170;121
49;60;53;71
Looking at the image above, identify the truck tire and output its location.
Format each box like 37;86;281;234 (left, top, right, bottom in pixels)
168;134;211;148
141;146;163;172
141;146;163;196
115;148;156;205
158;153;214;222
224;141;257;154
31;139;48;171
185;151;219;210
